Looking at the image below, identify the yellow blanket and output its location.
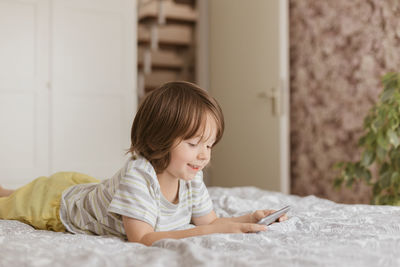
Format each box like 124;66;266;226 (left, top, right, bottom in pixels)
0;172;99;231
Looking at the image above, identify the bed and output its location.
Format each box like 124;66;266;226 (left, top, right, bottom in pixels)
1;186;399;267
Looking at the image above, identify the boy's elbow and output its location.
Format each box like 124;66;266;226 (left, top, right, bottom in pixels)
125;233;153;246
138;233;154;246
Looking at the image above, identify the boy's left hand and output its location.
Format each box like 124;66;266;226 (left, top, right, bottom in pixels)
250;210;288;224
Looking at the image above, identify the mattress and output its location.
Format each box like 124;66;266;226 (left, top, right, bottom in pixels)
1;186;399;267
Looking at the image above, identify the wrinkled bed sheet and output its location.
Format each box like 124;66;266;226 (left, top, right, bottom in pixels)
1;187;400;267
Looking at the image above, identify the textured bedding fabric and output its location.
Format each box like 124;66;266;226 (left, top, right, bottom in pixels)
1;186;400;267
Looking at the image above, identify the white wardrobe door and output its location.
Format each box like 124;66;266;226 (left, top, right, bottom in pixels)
51;0;136;179
0;0;49;188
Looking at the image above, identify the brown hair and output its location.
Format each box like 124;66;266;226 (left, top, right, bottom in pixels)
129;81;224;173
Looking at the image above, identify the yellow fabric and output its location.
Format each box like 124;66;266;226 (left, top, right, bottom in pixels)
0;172;99;232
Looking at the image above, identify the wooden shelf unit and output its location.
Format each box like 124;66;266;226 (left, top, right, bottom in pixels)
137;0;197;98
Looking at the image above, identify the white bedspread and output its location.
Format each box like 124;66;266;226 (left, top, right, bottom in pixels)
1;187;400;267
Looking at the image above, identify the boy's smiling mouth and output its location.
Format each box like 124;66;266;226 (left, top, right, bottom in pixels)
188;164;201;170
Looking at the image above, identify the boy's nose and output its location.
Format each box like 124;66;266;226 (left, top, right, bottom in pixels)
197;152;206;160
197;149;209;160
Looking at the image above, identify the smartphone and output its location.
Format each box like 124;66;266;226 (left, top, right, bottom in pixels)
257;205;290;225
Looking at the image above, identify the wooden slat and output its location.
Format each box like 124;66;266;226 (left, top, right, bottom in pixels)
138;24;192;46
142;69;195;89
139;0;197;22
143;70;179;88
138;46;185;68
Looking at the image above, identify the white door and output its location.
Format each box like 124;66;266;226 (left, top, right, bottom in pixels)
0;0;136;188
51;0;136;178
0;0;50;188
208;0;290;193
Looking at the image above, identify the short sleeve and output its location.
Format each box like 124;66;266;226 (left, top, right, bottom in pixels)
108;168;158;228
191;172;213;217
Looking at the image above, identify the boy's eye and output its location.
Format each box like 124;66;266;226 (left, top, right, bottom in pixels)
188;143;196;147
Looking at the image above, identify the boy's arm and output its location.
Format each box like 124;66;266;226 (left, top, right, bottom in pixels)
122;215;266;246
192;210;287;225
190;210;251;225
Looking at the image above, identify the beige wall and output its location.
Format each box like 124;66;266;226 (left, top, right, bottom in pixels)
289;0;400;203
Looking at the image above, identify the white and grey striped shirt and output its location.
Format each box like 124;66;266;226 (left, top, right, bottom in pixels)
59;155;213;239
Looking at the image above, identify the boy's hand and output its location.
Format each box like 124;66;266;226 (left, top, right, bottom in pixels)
251;210;288;223
204;209;288;226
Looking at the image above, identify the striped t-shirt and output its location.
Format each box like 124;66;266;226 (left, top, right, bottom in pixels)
59;155;213;239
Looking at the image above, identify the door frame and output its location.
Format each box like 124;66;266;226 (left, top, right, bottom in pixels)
279;0;290;194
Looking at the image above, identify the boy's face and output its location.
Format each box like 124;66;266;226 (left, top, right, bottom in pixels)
161;113;217;182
